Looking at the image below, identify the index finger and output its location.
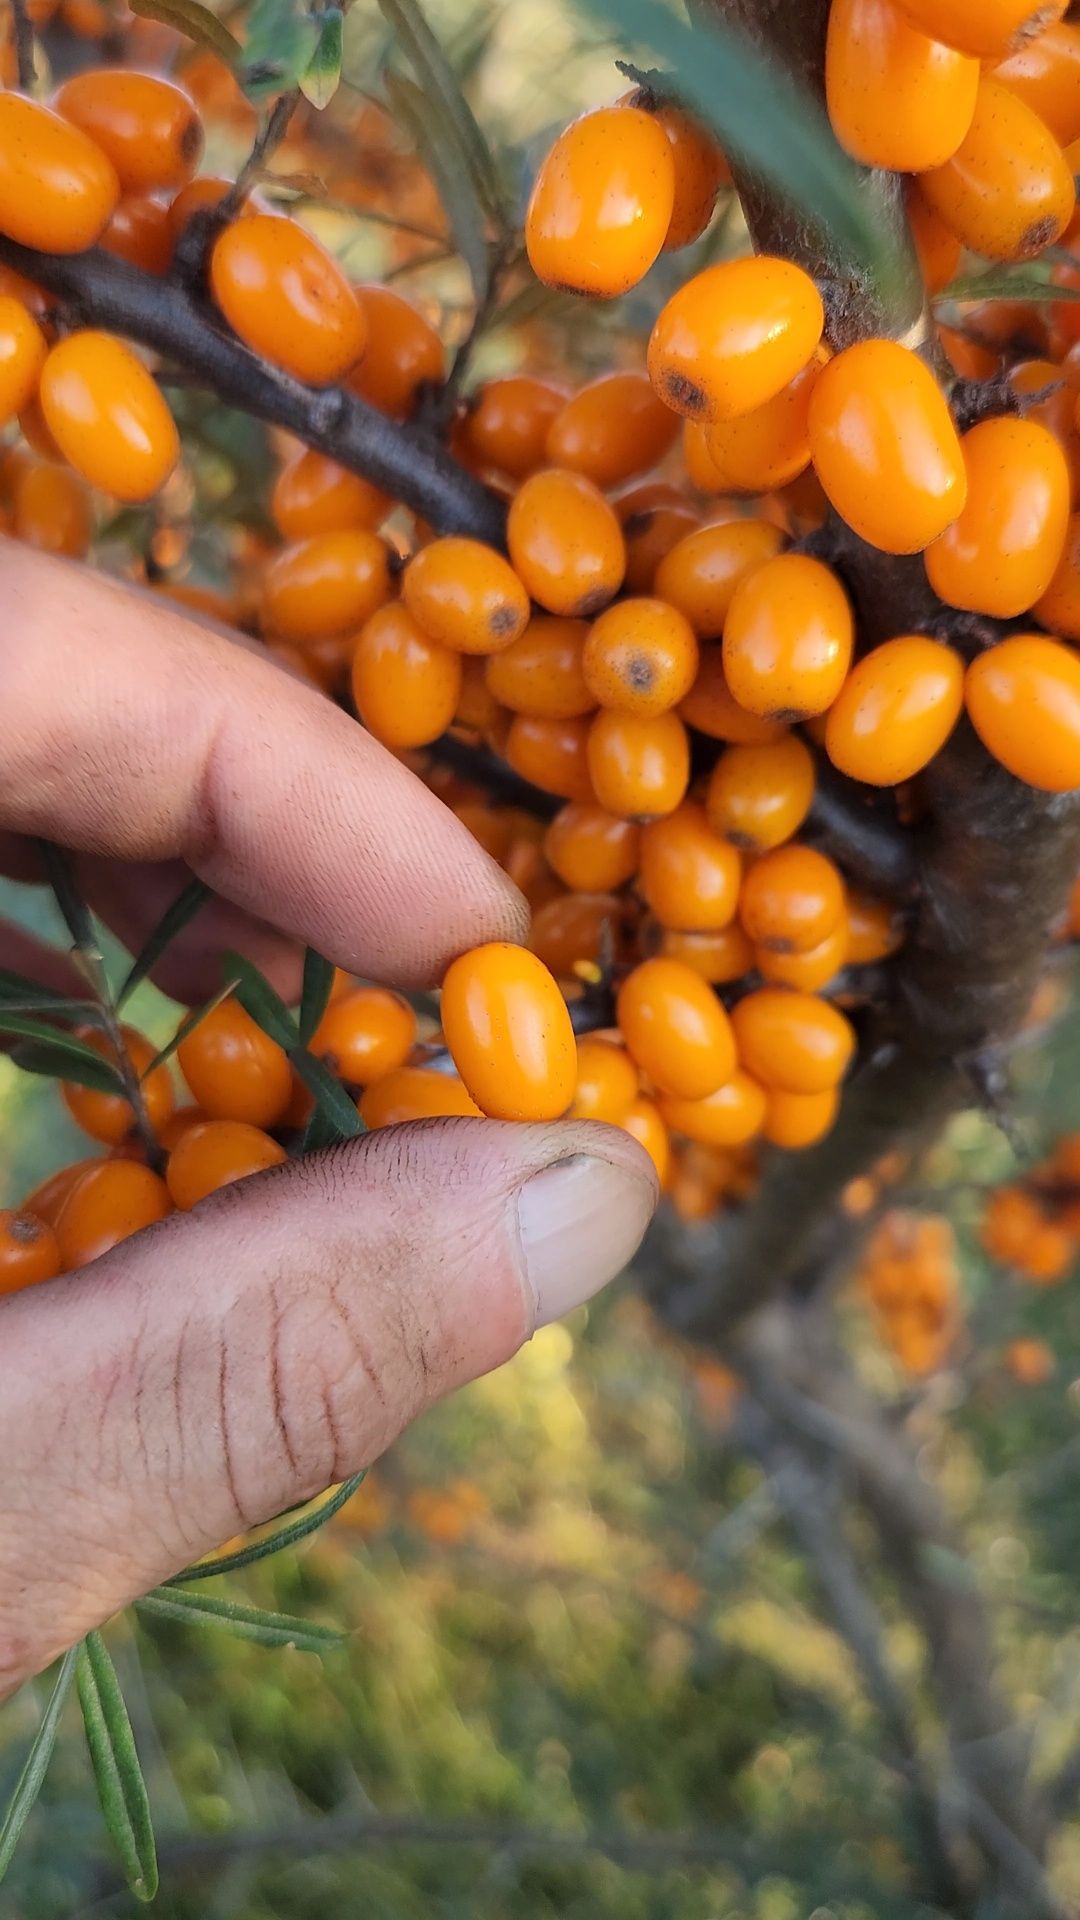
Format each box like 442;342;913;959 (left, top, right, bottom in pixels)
0;541;526;986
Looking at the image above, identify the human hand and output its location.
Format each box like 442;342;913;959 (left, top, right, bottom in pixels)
0;542;658;1697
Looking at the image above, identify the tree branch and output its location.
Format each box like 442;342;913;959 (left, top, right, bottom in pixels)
806;762;917;901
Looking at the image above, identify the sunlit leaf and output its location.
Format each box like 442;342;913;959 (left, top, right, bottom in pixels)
117;877;211;1009
166;1473;367;1583
136;1587;344;1652
130;0;242;65
301;8;343;109
378;0;503;227
77;1635;158;1904
0;1649;78;1886
243;0;318;98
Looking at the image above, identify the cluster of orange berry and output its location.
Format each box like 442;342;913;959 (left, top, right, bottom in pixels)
979;1131;1080;1285
857;1209;962;1376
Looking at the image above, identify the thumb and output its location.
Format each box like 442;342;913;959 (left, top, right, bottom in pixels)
0;1121;657;1691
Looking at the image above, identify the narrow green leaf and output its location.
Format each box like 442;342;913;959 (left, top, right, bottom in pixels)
297;948;335;1047
298;1095;351;1153
135;1588;343;1652
117;878;211;1010
936;269;1080;306
76;1635;158;1904
243;0;318;97
167;1473;367;1583
6;1028;127;1093
140;979;238;1079
130;0;242;64
34;841;96;953
292;1047;365;1140
378;0;503;225
300;8;343;109
383;68;491;302
0;968;89;1009
223;950;299;1051
0;1648;78;1885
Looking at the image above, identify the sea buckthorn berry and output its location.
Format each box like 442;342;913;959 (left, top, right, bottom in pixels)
917;80;1074;260
459;377;567;480
504;713;594;800
808;340;966;553
12;461;93;558
756;918;849;992
486;617;594;719
544;801;640;891
654;520;785;641
659;923;756;984
645;100;729;252
55;1160;171;1270
679;647;789;743
620;1094;671;1184
545;373;679;489
100;194;174;274
525;105;675;298
621;498;699;594
1005;1336;1056;1386
310;987;417;1086
0;1209;61;1294
682;421;727;492
658;1071;767;1148
441;942;576;1122
530;891;636;977
262;531;392;640
925;417;1071;617
846;890;906;963
826;0;979;172
965;633;1080;791
53;70;202;192
892;0;1066;59
993;23;1080;145
349;285;444;419
61;1024;174;1146
0;297;46;427
617;956;737;1099
21;1157;102;1228
166;1120;287;1210
167;174;247;241
39;331;180;503
571;1035;640;1124
732;989;855;1095
352;603;461;750
587;709;690;819
763;1085;840;1148
906;182;963;294
359;1066;482;1128
403;537;529;655
647;257;824;423
723;552;854;720
703;352;826;493
824;634;965;785
739;844;846;954
1036;512;1080;639
455;655;503;734
211;216;367;387
639;802;742;931
271;449;389;540
507;469;626;617
177;998;292;1128
1007;357;1080;484
157;1106;208;1153
706;735;815;851
582;598;699;717
0;94;120;253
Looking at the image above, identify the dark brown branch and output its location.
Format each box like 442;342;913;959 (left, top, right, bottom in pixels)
806;763;917;901
426;734;561;819
0;240;507;546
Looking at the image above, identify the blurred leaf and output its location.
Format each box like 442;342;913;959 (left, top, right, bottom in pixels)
577;0;903;299
35;841;96;953
6;1027;127;1093
301;8;343;109
136;1588;344;1652
298;948;335;1047
243;0;318;98
222;950;299;1051
291;1047;365;1140
140;978;238;1078
384;70;491;301
0;969;97;1018
167;1472;367;1584
0;1649;78;1886
77;1635;158;1905
117;878;211;1009
378;0;504;227
937;269;1080;306
130;0;242;64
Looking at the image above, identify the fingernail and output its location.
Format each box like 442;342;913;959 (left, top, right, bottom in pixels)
516;1152;658;1330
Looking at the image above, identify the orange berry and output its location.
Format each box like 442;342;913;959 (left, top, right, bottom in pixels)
571;1034;639;1123
21;1156;102;1228
1035;511;1080;639
1004;1336;1055;1385
441;942;576;1121
702;352;826;493
762;1084;840;1148
262;530;392;641
679;648;789;744
654;520;785;641
1021;1221;1075;1283
892;0;1066;60
54;1160;171;1270
359;1065;482;1128
646;100;729;251
504;712;594;800
583;598;699;717
455;655;503;735
459;376;567;480
826;0;979;172
0;296;47;427
0;1209;61;1294
403;537;529;655
918;79;1074;260
808;340;966;553
617;956;736;1099
525;105;675;298
177;998;292;1127
846;890;906;963
157;1105;208;1153
1007;355;1080;486
620;1093;671;1183
0;93;119;253
211;215;367;386
486;617;594;719
167;174;244;241
545;372;678;489
507;468;626;617
544;801;640;891
349;284;444;419
659;923;756;984
732;987;855;1093
53;69;201;192
587;708;690;819
310;987;417;1085
906;182;963;294
825;634;965;785
166;1119;286;1210
705;735;815;851
925;417;1071;616
739;844;846;953
756;918;849;992
659;1070;766;1147
639;801;742;931
530;891;635;977
271;448;389;540
973;632;1080;794
621;498;700;594
39;331;179;503
723;552;854;720
61;1024;174;1146
647;256;824;422
100;193;174;274
352;602;461;750
992;22;1080;145
12;460;93;558
980;1183;1043;1261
